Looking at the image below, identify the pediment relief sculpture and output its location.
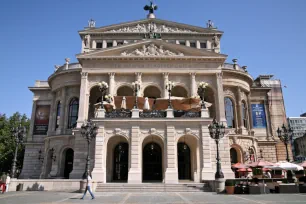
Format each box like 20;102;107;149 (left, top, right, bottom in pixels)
104;23;198;33
121;44;184;57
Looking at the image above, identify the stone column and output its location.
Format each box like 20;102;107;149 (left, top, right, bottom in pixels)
196;41;201;49
77;72;89;128
163;73;169;99
135;73;142;96
247;93;254;135
59;87;67;134
264;99;272;138
47;92;56;136
92;40;96;49
92;127;106;182
190;73;196;97
128;126;142;183
165;126;178;183
102;40;107;48
236;87;244;133
175;40;180;45
28;100;38;142
113;40;117;47
201;125;214;180
215;73;226;123
186;40;190;47
108;73;115;95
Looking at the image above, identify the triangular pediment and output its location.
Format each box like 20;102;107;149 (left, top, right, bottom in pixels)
76;40;227;60
79;18;223;35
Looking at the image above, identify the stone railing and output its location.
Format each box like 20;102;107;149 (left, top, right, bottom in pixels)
140;110;166;118
105;109;132;118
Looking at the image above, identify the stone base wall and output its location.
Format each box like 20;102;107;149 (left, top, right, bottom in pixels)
275;141;293;161
8;179;81;192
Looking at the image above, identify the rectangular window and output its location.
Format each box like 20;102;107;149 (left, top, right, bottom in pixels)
107;42;113;48
117;41;124;46
190;42;196;48
179;41;186;45
200;42;207;49
96;42;102;48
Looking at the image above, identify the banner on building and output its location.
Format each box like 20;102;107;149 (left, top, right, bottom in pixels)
251;104;267;128
33;105;50;135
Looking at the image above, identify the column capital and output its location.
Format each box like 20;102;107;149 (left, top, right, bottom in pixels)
108;72;115;77
81;72;88;78
162;72;169;77
135;72;142;76
216;72;223;79
189;72;196;77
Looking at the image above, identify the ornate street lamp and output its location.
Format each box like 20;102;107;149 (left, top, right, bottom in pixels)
208;118;226;179
197;81;209;109
80;120;97;179
98;81;109;109
132;81;141;109
10;123;27;178
165;81;175;109
277;124;293;162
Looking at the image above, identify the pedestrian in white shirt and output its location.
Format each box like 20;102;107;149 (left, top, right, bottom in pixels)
5;173;11;192
81;170;95;200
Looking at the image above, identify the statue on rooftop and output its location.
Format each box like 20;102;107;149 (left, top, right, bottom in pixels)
207;20;214;28
144;0;158;18
88;19;96;28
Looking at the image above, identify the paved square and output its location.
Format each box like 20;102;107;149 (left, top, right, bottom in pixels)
1;192;306;204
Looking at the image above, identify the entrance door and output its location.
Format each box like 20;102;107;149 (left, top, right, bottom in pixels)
113;143;129;181
143;142;162;181
64;148;74;179
177;143;191;180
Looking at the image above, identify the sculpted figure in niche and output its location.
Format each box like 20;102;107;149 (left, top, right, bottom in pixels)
212;34;220;47
84;35;90;47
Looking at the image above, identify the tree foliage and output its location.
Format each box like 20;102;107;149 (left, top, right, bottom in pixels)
0;112;30;175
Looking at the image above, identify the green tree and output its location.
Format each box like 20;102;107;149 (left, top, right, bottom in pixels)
0;112;30;176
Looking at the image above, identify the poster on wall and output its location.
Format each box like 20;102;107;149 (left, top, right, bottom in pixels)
33;105;50;135
251;104;267;128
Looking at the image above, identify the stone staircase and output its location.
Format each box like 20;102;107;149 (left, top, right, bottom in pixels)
95;183;212;192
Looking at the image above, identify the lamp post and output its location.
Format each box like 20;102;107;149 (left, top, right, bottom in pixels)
198;82;209;109
80;120;97;179
98;81;109;109
208;118;226;179
10;123;27;178
277;124;293;162
132;81;141;109
165;81;174;109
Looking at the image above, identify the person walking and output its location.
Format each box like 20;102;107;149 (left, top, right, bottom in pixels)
5;173;11;192
81;170;95;200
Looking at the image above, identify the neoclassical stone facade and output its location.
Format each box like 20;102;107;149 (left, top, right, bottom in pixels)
20;15;291;183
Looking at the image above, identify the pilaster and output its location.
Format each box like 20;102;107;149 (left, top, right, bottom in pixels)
190;73;196;97
70;130;87;179
108;72;115;95
135;72;142;96
201;125;214;180
163;73;169;98
77;72;88;127
165;125;178;183
247;93;254;135
92;127;106;182
47;92;56;136
128;126;141;183
28;100;37;142
59;87;67;134
215;73;226;123
236;87;244;133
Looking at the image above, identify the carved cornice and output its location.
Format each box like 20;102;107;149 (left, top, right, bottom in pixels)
121;44;184;57
104;23;198;34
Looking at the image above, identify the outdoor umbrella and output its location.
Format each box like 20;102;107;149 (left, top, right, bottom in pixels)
232;163;248;169
268;161;304;171
247;160;274;168
237;168;252;172
121;97;127;109
299;161;306;168
143;97;150;110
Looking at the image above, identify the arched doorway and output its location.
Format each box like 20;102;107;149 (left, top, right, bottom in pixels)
143;142;162;181
171;86;188;98
117;86;134;96
230;148;238;164
143;86;161;99
177;143;191;180
88;86;106;119
64;148;74;179
113;143;129;181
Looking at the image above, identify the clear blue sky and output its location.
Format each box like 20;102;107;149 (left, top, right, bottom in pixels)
0;0;305;118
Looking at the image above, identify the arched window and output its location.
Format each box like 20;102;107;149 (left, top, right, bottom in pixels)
55;101;61;130
144;86;161;99
230;148;238;164
68;98;79;129
224;97;235;128
171;86;188;98
241;101;248;128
